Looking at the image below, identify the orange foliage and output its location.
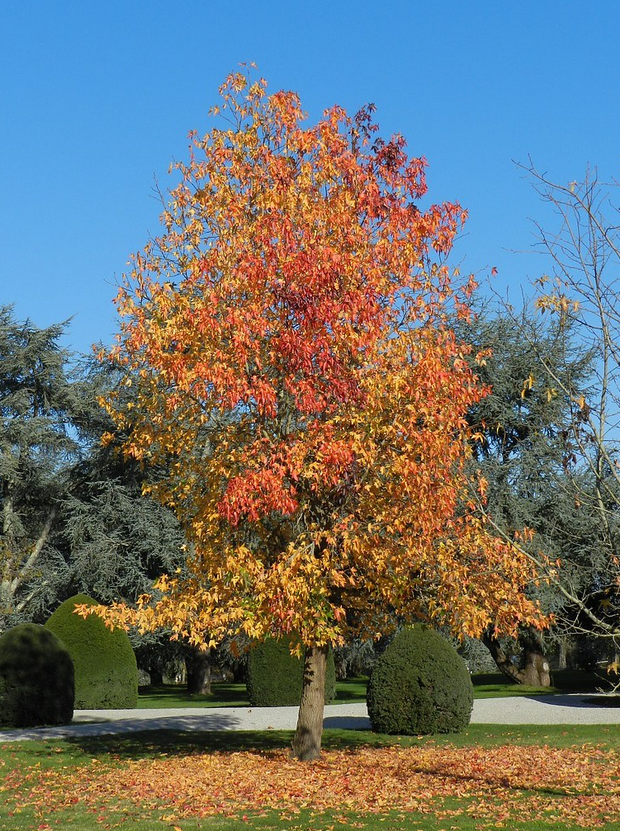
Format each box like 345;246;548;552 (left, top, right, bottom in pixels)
88;69;546;649
3;743;620;827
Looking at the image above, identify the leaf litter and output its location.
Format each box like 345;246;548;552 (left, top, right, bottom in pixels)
2;742;619;828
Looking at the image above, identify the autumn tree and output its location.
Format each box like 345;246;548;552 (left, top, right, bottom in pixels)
89;71;546;759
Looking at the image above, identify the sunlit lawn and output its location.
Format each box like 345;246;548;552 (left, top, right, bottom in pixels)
2;725;620;830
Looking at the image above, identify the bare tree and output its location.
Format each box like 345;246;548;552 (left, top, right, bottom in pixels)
490;164;620;674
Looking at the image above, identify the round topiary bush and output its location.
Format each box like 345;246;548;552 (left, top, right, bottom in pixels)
45;594;138;709
0;623;74;728
367;625;473;735
246;638;336;706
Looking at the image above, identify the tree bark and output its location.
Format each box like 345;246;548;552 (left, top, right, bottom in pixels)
482;628;551;687
0;508;56;620
519;631;551;686
186;645;212;695
291;645;327;761
557;639;567;670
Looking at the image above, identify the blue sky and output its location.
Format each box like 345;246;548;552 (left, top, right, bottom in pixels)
2;1;619;355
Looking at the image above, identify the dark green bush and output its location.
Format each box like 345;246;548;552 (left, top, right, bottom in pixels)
0;623;74;727
246;638;336;706
367;624;473;735
45;593;138;709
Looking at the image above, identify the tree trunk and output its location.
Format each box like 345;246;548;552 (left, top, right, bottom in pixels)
520;632;551;686
557;639;567;670
291;645;327;761
186;645;212;695
482;628;551;687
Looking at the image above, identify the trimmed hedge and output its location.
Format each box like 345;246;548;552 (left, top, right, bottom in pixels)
0;623;74;727
45;593;138;709
367;624;473;735
247;638;336;706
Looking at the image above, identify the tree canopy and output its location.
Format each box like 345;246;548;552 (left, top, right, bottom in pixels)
61;358;186;607
0;306;186;633
455;306;595;681
0;306;84;627
85;71;547;758
498;166;620;665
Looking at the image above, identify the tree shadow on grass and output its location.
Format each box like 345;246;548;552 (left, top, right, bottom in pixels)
138;683;250;708
525;693;620;708
581;695;620;707
323;715;371;730
62;726;396;760
64;728;294;759
0;711;242;744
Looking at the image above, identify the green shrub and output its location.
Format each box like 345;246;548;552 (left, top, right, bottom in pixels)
45;593;138;709
367;624;473;735
0;623;74;727
246;638;336;706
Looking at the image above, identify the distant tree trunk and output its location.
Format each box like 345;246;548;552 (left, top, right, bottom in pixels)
482;627;551;687
557;639;567;670
186;645;212;695
149;666;163;686
232;661;246;683
291;645;327;761
333;649;347;680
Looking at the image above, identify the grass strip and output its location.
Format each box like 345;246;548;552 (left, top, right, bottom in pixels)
136;670;604;709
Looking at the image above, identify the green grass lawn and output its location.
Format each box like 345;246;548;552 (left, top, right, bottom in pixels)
471;668;605;698
137;676;371;708
2;724;620;830
136;669;605;709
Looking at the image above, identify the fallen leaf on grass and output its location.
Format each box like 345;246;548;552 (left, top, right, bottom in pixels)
3;743;620;828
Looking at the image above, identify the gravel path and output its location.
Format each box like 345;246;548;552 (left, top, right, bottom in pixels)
1;694;620;743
